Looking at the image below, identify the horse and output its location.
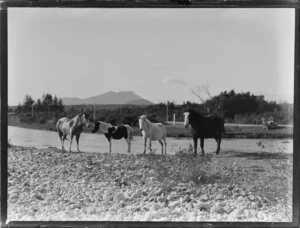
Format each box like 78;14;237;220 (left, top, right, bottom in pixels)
56;113;91;153
183;109;225;157
138;115;167;155
92;121;133;153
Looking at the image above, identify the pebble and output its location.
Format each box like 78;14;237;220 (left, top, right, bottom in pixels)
113;192;125;204
199;194;209;202
215;194;224;200
7;146;292;222
229;207;246;219
169;200;180;208
211;205;226;214
9;193;20;203
196;203;210;211
31;173;39;179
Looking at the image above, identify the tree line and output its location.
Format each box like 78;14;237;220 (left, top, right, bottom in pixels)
16;93;64;113
14;90;293;126
87;90;292;126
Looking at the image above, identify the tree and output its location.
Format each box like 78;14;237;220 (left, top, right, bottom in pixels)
57;98;64;112
53;95;58;106
42;93;53;107
23;94;34;106
191;84;221;115
23;95;35;112
35;98;42;111
51;95;58;111
17;102;22;113
191;84;213;103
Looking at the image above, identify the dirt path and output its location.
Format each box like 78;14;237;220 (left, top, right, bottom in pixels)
8;145;292;222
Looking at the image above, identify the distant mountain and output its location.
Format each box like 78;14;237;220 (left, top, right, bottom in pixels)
62;91;153;105
126;99;154;105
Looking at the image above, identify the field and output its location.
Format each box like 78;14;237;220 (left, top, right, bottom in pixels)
8;145;292;222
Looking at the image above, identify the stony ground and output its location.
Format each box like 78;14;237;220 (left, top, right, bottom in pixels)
8;145;292;222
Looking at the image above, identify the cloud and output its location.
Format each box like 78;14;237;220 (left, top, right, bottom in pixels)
161;76;187;86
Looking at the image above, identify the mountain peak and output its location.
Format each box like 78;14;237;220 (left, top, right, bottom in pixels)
63;91;153;105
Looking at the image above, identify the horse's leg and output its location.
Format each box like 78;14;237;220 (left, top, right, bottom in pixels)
200;137;205;156
125;138;131;153
149;139;153;153
164;137;167;155
61;139;64;152
158;139;164;155
69;134;74;153
75;134;81;153
193;136;198;157
128;138;131;153
215;136;221;154
58;131;64;151
143;137;147;154
109;139;112;153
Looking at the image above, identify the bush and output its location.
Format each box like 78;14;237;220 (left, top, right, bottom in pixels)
174;146;214;185
38;117;47;124
146;146;214;196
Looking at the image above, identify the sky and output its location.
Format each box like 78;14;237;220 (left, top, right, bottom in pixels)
8;8;295;105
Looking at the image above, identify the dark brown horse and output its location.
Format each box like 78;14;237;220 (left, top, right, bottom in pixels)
183;109;225;157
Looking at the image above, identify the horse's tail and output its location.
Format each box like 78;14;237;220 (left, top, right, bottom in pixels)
56;120;63;138
56;118;70;141
56;119;62;132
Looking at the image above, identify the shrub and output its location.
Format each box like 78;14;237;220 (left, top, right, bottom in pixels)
174;146;214;185
39;117;46;124
147;146;214;196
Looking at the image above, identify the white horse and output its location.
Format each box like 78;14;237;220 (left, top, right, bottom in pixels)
92;121;134;153
138;115;167;155
56;113;90;153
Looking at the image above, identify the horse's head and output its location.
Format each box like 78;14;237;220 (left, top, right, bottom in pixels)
183;111;190;128
92;121;111;134
92;121;99;133
81;113;91;128
138;115;148;132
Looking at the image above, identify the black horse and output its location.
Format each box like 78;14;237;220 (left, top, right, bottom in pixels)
92;121;133;153
183;109;225;157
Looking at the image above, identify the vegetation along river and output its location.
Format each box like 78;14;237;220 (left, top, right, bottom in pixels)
8;126;292;154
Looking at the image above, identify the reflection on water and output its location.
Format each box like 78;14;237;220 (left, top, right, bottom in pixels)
8;126;293;154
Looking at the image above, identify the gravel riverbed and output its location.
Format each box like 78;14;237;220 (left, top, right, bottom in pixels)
8;145;292;222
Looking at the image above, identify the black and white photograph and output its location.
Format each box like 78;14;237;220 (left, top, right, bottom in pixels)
7;7;295;222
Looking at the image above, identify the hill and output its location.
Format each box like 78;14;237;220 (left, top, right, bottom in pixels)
62;91;153;105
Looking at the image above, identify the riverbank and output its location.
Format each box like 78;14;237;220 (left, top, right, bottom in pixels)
8;145;292;222
8;115;293;139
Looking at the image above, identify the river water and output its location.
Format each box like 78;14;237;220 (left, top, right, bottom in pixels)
8;126;293;154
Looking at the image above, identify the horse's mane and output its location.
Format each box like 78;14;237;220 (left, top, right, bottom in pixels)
76;113;89;124
76;113;85;119
189;109;204;119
